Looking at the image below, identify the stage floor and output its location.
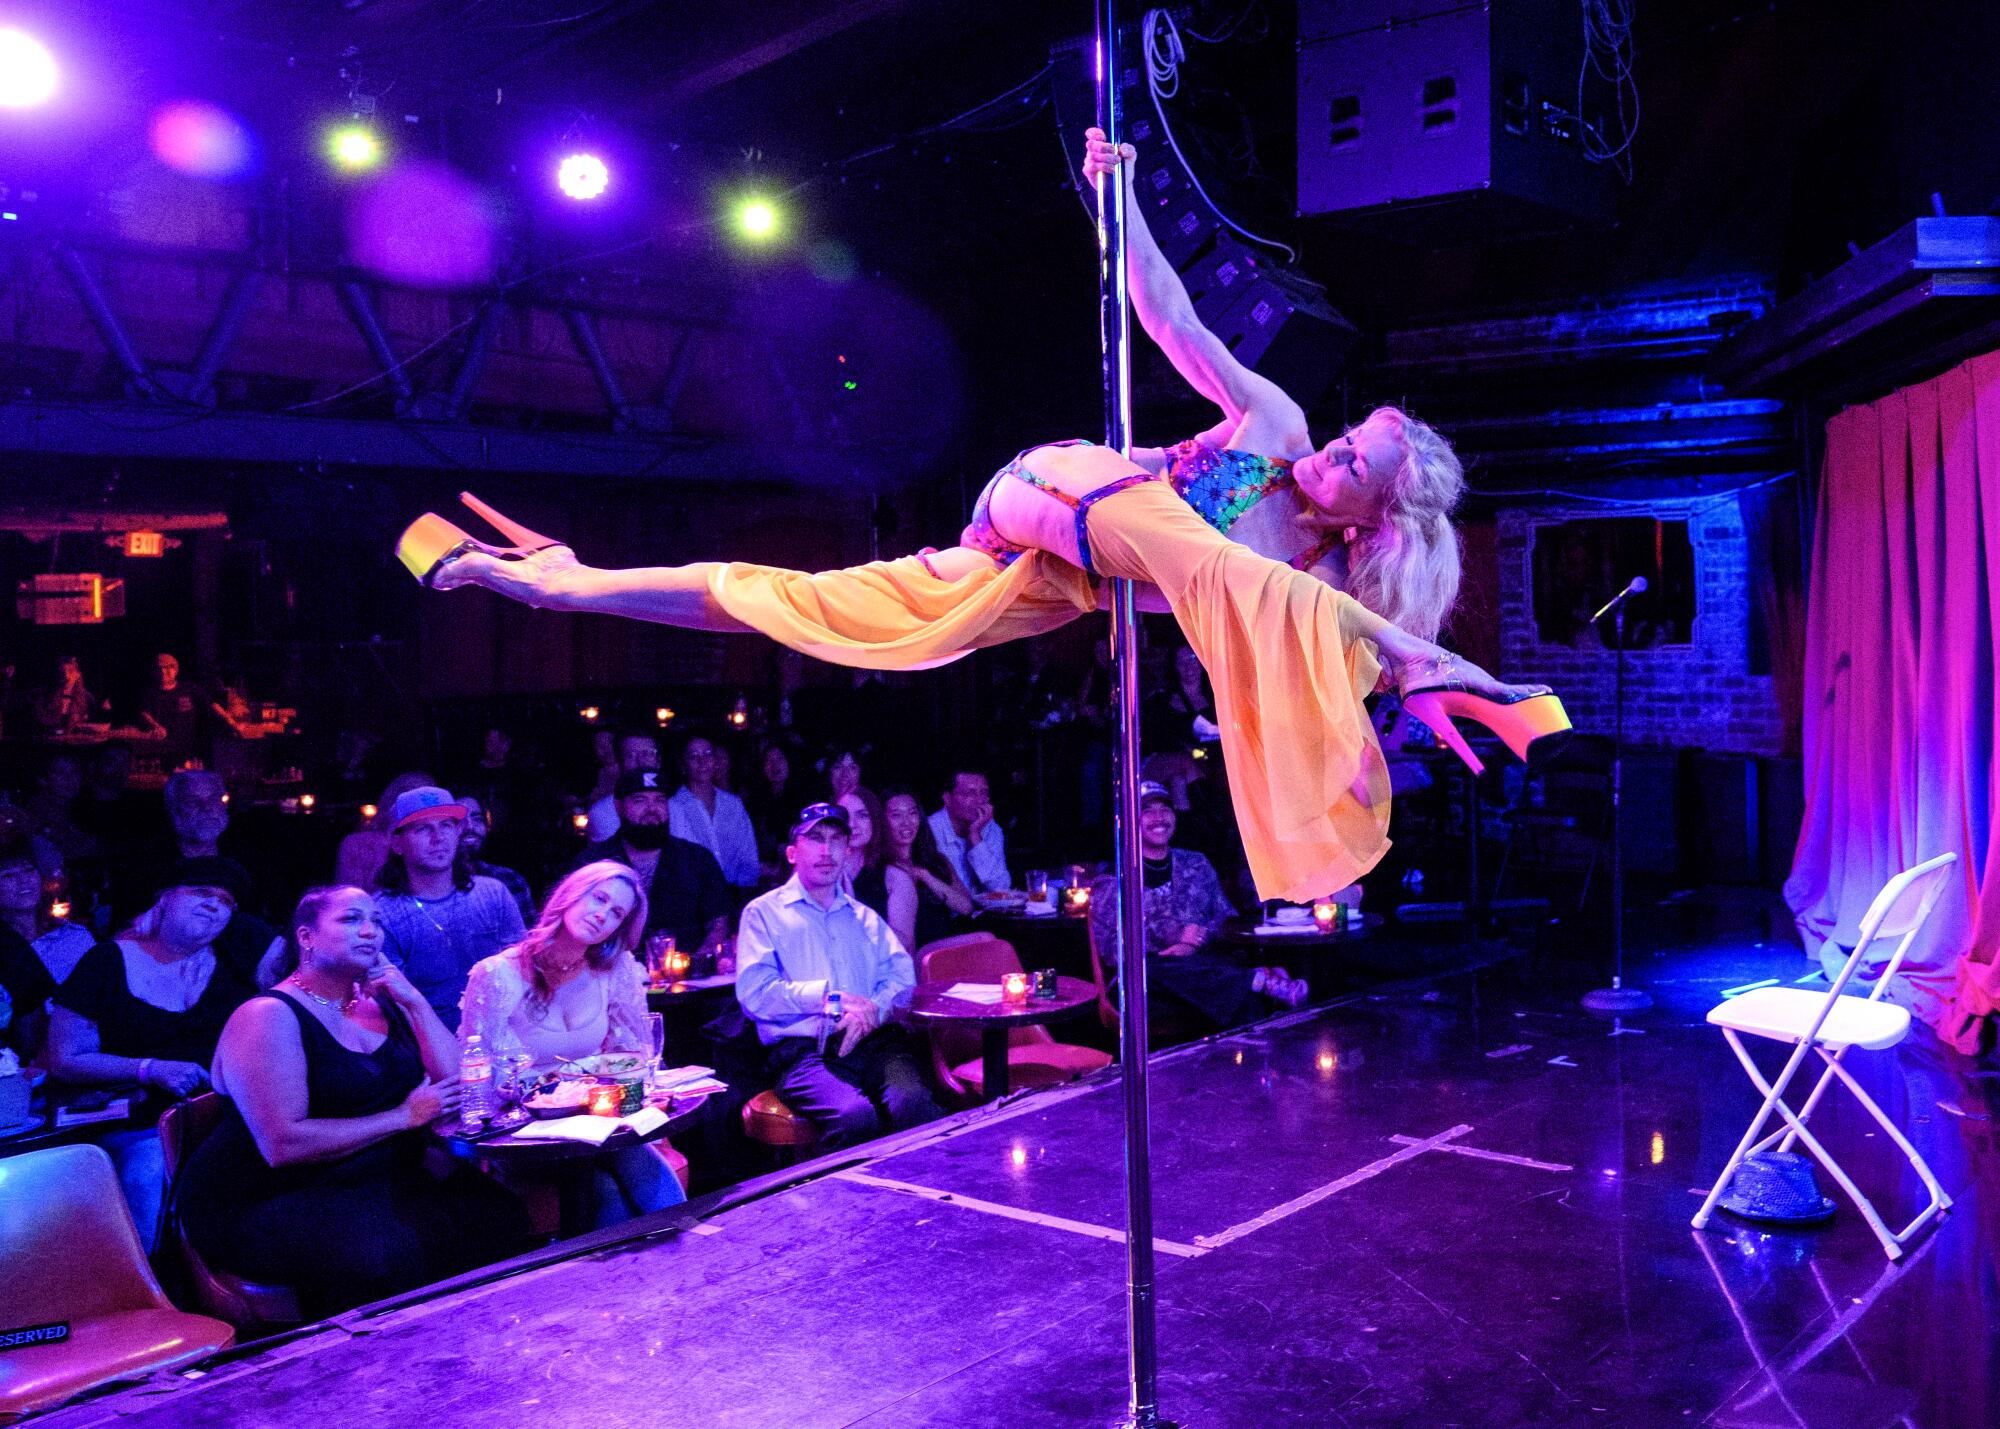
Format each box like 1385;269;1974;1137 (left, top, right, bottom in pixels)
40;895;2000;1428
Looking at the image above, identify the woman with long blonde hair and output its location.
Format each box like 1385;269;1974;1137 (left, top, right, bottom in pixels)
397;133;1568;906
458;860;686;1228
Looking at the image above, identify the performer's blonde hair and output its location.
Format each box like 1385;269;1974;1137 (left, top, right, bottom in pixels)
1304;406;1464;643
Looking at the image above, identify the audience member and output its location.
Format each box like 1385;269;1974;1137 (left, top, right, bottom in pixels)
928;767;1010;896
881;788;974;950
459;795;536;925
839;788;923;956
1143;645;1221;755
583;728;619;809
47;858;259;1247
374;787;526;1030
711;741;735;793
119;770;287;987
135;652;205;768
460;862;688;1228
181;886;531;1317
736;802;941;1148
669;735;760;889
35;654;102;736
0;804;63;882
453;724;547;872
585;730;661;841
0;853;56;1057
743;740;798;870
335;770;437;891
572;770;730;960
823;746;864;803
0;834;93;984
1090;783;1304;1031
26;750;99;864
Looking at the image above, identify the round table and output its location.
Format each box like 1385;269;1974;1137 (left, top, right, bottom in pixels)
902;977;1097;1100
1211;912;1385;954
976;910;1095;982
645;978;735;1010
441;1093;708;1236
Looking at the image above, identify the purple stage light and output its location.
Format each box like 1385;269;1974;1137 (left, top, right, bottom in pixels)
0;27;57;109
149;101;255;179
556;152;609;201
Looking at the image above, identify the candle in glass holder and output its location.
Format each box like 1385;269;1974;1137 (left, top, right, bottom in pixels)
1313;900;1337;931
1062;884;1091;916
1001;971;1030;1003
587;1082;623;1117
664;949;692;981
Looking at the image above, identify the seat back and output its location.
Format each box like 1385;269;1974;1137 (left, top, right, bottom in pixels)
0;1144;169;1326
916;934;1048;1094
1841;853;1959;1005
158;1091;227;1178
1083;912;1119;1033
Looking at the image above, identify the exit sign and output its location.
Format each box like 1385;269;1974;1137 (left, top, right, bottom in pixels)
124;530;165;557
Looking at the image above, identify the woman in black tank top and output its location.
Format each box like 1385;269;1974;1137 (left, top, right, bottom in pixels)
178;887;529;1318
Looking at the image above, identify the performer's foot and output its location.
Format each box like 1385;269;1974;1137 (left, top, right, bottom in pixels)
1388;645;1570;776
396;493;578;606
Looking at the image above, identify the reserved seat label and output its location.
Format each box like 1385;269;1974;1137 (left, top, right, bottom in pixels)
0;1321;70;1349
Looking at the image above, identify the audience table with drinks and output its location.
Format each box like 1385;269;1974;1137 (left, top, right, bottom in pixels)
902;971;1097;1100
973;868;1098;982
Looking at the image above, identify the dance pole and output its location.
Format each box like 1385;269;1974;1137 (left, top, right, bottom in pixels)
1093;6;1168;1427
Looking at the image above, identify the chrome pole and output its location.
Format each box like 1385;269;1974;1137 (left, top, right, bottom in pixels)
1094;5;1165;1425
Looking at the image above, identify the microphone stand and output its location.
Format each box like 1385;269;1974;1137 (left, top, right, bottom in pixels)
1582;597;1652;1013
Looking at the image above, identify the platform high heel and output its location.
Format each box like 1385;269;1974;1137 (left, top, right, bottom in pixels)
1399;656;1573;778
395;492;565;587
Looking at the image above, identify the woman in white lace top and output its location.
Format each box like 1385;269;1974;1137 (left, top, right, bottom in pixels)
458;860;686;1227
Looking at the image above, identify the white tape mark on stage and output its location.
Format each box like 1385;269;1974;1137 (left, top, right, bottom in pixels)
832;1169;1210;1258
1192;1124;1474;1250
1388;1133;1573;1173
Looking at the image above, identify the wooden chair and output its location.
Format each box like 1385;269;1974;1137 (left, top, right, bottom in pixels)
157;1093;304;1334
0;1144;233;1423
918;933;1109;1101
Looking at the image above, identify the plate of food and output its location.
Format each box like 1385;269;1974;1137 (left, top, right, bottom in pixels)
523;1078;593;1118
563;1053;649;1079
977;890;1028;913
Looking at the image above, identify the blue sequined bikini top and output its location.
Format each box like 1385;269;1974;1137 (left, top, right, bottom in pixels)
1163;438;1296;535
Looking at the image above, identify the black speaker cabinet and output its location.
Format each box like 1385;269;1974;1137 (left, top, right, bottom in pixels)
1298;0;1615;239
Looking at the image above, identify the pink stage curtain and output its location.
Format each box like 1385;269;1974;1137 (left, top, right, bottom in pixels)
1786;350;2000;1054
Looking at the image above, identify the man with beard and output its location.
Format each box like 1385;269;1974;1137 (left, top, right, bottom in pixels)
572;770;730;961
459;794;535;925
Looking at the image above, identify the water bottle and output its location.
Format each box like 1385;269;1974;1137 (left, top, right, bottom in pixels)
460;1033;494;1131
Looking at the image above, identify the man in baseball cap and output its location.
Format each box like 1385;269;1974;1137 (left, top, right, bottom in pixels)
571;768;730;961
733;799;939;1148
375;785;523;1028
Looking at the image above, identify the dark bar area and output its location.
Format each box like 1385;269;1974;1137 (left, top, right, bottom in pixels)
3;4;1999;1426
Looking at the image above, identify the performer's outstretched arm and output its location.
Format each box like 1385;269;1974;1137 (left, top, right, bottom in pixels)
1082;128;1307;449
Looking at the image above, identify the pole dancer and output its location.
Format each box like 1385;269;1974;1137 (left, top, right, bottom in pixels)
393;165;1569;915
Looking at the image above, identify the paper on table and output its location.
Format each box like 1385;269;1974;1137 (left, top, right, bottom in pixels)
511;1115;618;1144
622;1105;668;1137
942;982;1005;1004
653;1064;717;1088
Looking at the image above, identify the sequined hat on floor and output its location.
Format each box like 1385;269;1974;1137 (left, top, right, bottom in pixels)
1716;1150;1837;1225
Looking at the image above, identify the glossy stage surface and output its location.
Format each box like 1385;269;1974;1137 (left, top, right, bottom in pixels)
41;893;2000;1427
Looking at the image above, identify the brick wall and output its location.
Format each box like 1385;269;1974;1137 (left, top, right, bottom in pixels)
1495;500;1787;754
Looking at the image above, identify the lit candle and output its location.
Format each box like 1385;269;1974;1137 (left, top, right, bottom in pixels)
587;1083;623;1117
299;792;316;811
1001;971;1030;1003
361;802;378;822
655;706;673;724
1313;900;1337;931
572;811;590;832
1062;884;1091;915
580;705;601;723
49;899;70;920
664;950;692;980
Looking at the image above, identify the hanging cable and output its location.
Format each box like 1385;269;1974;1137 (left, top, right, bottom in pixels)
1139;8;1297;263
1578;0;1640;181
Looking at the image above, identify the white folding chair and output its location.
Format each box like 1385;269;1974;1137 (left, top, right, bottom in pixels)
1692;851;1957;1260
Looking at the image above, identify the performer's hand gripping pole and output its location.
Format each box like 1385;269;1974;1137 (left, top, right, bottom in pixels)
1094;5;1168;1426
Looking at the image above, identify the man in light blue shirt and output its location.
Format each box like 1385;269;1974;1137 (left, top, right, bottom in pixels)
926;767;1010;896
737;801;941;1147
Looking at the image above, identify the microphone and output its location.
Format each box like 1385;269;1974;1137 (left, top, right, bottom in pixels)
1590;575;1648;625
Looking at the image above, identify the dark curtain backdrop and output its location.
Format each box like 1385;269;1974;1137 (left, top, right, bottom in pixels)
1786;350;2000;1053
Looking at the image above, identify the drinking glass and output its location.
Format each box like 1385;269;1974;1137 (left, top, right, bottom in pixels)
646;1011;667;1073
492;1052;535;1130
1026;869;1050;903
